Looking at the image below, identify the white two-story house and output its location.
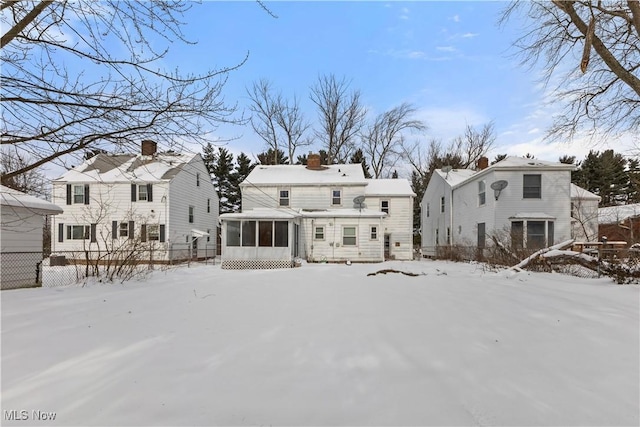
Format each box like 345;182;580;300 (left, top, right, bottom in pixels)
420;156;577;257
51;141;218;262
219;153;415;269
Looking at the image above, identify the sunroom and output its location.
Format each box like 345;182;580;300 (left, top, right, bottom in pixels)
219;208;301;269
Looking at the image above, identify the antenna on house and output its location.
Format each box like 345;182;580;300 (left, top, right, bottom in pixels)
442;165;452;179
353;195;366;212
490;180;508;200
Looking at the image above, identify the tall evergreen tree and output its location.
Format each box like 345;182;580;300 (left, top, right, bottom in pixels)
257;148;288;165
491;153;508;165
211;147;235;214
231;153;257;211
350;148;372;178
574;149;628;207
626;158;640;204
202;142;217;177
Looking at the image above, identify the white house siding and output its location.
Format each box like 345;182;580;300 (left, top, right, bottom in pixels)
167;156;218;256
242;184;368;211
300;216;384;263
420;173;450;257
366;196;414;260
0;206;45;289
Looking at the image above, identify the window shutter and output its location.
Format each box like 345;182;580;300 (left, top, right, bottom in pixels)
141;224;147;242
159;224;166;242
112;221;118;239
58;223;64;242
84;184;90;205
128;221;135;240
147;184;153;202
131;184;137;202
90;224;97;243
66;185;71;205
84;226;90;240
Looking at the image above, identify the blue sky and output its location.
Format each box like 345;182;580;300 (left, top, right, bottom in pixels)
87;2;640;169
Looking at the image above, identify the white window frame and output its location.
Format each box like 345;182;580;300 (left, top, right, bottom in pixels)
332;189;342;206
279;188;290;207
73;185;85;204
119;221;129;238
314;226;325;240
67;225;89;240
188;205;194;223
138;184;148;201
147;224;160;241
342;226;357;246
478;181;486;206
370;226;378;240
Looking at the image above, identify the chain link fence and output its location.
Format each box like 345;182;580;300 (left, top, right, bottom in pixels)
0;244;217;290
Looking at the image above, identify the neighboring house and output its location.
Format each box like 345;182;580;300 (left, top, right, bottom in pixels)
218;153;415;269
1;185;63;289
51;141;218;262
598;203;640;244
420;156;576;257
570;183;601;242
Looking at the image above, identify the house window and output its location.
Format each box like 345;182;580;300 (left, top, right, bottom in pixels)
314;226;325;240
196;173;200;187
435;228;439;245
548;222;554;246
523;174;542;199
73;185;85;204
511;221;524;249
138;184;148;201
332;189;342;206
147;224;160;241
259;221;273;247
207;198;211;213
188;206;194;223
440;196;445;213
119;222;129;238
343;226;356;246
478;181;486;206
279;189;290;207
447;227;451;244
274;221;288;247
227;221;240;246
67;225;89;240
426;203;430;218
381;200;389;214
242;221;256;247
527;221;546;249
370;226;378;240
477;223;486;249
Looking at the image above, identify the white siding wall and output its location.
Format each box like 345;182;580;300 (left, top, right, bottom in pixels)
299;217;384;262
1;206;45;289
366;196;414;260
420;174;450;257
451;171;498;247
242;184;368;211
571;198;600;241
167;156;218;254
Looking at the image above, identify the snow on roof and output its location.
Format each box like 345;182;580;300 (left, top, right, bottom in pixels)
434;169;476;187
241;164;367;186
220;208;301;220
53;152;196;183
598;203;640;224
301;208;386;218
570;184;601;201
0;185;63;215
509;212;556;220
364;179;416;197
491;157;575;170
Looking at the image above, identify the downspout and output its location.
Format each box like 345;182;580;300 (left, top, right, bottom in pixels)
450;187;454;246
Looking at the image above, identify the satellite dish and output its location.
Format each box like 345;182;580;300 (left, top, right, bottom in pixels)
353;195;366;210
441;166;453;173
490;180;508;200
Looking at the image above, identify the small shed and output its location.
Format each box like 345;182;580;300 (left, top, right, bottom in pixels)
1;185;64;289
598;203;640;244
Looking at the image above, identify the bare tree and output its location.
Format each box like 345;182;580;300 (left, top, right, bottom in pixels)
450;122;497;168
310;74;367;164
1;1;246;182
275;94;312;164
1;148;48;198
361;103;426;178
500;1;640;141
246;79;281;164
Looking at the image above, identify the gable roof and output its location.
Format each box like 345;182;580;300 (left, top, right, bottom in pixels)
0;185;63;215
365;179;416;197
570;183;601;201
53;152;197;183
241;164;367;186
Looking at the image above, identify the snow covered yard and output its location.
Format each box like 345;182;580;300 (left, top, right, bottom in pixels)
1;260;638;426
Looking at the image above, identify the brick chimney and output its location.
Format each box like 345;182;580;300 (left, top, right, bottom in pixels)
306;153;322;170
141;140;157;156
476;156;489;170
